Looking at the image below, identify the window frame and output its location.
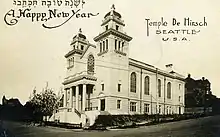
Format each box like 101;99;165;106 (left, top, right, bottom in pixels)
100;42;102;52
144;76;150;95
118;84;121;92
87;54;94;74
117;100;121;109
130;102;137;112
158;79;162;97
167;82;172;99
144;103;150;114
101;84;104;91
130;72;137;93
116;25;119;31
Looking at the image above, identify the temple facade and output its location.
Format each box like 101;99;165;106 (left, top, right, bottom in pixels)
50;5;185;126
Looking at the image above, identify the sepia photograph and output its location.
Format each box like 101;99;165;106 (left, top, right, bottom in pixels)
0;0;220;136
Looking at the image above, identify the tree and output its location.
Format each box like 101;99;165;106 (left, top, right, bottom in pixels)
29;88;59;119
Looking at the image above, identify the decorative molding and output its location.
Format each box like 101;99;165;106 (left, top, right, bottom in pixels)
97;50;108;56
101;16;125;27
114;50;126;56
129;60;185;81
63;75;97;85
94;28;132;42
65;49;83;58
67;65;74;70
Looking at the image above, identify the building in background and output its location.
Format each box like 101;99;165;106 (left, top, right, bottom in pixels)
185;74;220;114
50;5;185;126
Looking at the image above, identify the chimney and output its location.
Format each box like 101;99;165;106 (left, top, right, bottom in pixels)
165;64;173;72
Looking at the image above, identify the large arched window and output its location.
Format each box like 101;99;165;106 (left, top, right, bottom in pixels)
130;72;136;93
167;82;171;99
158;79;161;97
144;76;150;95
87;54;94;74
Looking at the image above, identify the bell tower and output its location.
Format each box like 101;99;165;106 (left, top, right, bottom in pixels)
94;4;132;58
93;5;133;104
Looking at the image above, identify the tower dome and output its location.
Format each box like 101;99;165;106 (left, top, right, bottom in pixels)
104;4;121;19
73;28;87;40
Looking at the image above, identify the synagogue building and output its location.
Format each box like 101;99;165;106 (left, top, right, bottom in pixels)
50;5;185;126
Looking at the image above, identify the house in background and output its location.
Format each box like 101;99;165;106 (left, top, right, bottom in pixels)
2;95;22;107
184;74;220;114
49;5;185;127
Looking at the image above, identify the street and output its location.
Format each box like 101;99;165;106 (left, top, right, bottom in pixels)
1;115;220;137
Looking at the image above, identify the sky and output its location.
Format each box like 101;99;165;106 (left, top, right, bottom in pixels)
0;0;220;105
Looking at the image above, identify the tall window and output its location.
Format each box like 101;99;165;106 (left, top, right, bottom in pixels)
144;76;150;95
106;39;108;50
167;82;171;99
130;102;136;112
159;105;161;114
118;41;121;51
68;57;74;67
105;25;108;30
118;84;121;92
117;100;121;109
59;95;64;107
166;106;169;114
87;54;94;74
101;84;104;91
115;39;117;50
130;72;136;93
103;41;105;51
81;45;84;50
179;84;181;90
122;42;124;52
116;25;119;31
144;104;150;113
158;79;161;97
100;43;102;52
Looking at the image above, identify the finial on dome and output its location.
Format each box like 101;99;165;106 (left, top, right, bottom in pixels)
79;28;82;33
111;4;115;11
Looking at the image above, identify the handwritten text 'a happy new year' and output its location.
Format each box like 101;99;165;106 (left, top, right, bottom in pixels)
4;0;99;29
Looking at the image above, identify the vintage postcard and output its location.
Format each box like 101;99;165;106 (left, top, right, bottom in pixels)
0;0;220;136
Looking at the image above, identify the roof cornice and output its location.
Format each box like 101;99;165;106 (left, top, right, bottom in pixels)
94;28;132;42
129;59;185;81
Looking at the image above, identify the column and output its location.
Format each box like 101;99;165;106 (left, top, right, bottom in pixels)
70;87;73;108
64;89;67;107
82;84;86;111
75;85;79;110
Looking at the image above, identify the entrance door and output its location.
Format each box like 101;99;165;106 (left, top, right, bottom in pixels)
179;107;181;114
100;99;105;111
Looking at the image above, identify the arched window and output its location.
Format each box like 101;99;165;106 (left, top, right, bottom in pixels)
144;76;150;95
158;79;161;97
167;82;171;99
130;72;136;93
87;54;94;74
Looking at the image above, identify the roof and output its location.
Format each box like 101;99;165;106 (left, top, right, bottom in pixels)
129;58;185;81
104;10;122;19
73;33;87;40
